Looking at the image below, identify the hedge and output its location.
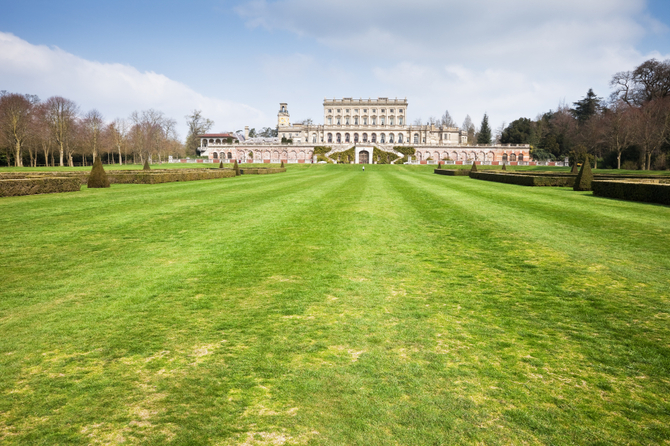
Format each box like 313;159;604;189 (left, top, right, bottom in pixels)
107;169;236;184
240;168;286;175
469;171;575;187
592;180;670;205
0;177;81;197
434;169;471;176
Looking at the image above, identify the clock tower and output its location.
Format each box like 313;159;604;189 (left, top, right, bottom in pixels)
277;103;290;128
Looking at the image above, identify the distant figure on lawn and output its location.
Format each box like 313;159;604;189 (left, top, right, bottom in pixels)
362;166;365;172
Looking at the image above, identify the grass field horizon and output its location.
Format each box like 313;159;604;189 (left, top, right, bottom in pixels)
1;164;669;445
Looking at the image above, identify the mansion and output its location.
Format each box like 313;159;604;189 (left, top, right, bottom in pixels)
199;98;531;164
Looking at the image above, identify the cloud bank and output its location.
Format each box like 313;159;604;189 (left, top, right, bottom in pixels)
237;0;669;127
0;32;264;139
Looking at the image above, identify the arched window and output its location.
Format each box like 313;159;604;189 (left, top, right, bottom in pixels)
518;153;524;162
398;134;403;143
371;133;377;143
502;153;508;163
209;139;214;144
380;133;386;143
510;153;517;162
213;152;218;159
328;133;333;143
227;152;232;159
389;134;394;143
345;133;350;143
354;133;359;143
362;133;368;142
336;133;342;143
413;134;419;144
312;134;317;143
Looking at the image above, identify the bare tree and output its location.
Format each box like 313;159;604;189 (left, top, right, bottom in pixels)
82;109;104;162
185;110;213;156
602;102;636;169
131;109;180;164
610;59;670;106
45;96;79;166
633;97;670;170
107;119;129;165
0;92;35;166
441;110;456;127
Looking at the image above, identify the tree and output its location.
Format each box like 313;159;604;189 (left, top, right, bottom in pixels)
462;115;476;145
441;110;456;127
82;109;104;162
107;119;129;165
477;114;491;144
185;110;213;156
413;118;423;126
45;96;78;167
248;128;257;138
633;97;670;170
571;89;602;124
0;92;35;167
610;59;670;106
602;103;635;169
500;118;534;144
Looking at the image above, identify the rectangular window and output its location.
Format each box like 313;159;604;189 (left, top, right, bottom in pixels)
371;118;376;125
372;109;376;113
328;118;332;125
363;109;367;113
389;109;394;112
363;117;368;125
381;109;385;113
337;109;341;113
346;118;350;125
381;117;385;125
399;109;403;114
328;109;332;113
389;117;394;125
399;117;403;125
346;109;350;113
354;117;359;125
337;118;341;125
354;109;359;113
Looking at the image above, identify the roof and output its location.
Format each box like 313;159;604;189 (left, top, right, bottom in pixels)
199;133;239;139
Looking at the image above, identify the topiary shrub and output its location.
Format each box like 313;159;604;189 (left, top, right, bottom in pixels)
502;163;507;171
143;159;150;171
570;162;579;174
87;157;110;188
233;160;240;176
471;161;477;172
280;160;285;168
574;159;594;191
219;161;224;168
437;161;442;169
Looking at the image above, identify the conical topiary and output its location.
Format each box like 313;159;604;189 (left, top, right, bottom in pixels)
219;161;224;168
574;157;593;191
502;163;507;171
571;162;579;174
87;157;110;188
471;161;477;172
280;160;285;168
233;160;240;176
437;161;442;169
143;159;150;170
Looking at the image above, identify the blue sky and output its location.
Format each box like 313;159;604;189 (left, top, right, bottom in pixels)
1;0;669;139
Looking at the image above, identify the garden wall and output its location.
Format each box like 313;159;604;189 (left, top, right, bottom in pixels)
0;177;81;197
592;180;670;205
240;168;286;175
107;169;236;184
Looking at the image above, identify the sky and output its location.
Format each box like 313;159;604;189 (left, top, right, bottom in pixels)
1;0;670;140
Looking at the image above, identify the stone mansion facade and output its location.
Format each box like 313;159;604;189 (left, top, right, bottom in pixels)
199;98;530;164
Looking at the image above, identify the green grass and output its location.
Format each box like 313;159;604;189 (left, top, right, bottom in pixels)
1;164;669;445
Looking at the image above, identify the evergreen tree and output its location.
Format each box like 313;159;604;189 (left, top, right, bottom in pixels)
143;159;150;170
574;156;594;191
280;160;285;168
471;161;477;171
571;89;602;124
477;114;492;144
502;163;507;171
87;157;110;188
233;160;240;176
219;161;224;168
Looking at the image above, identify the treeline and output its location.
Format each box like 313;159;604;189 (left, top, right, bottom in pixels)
0;93;187;167
498;59;670;169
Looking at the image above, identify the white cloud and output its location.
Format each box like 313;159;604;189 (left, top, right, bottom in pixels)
0;32;264;139
236;0;670;129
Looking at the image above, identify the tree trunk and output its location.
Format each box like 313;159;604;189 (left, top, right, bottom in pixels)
118;147;123;165
59;141;64;167
14;141;22;167
617;153;621;169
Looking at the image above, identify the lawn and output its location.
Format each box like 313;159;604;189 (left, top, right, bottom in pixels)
0;164;669;445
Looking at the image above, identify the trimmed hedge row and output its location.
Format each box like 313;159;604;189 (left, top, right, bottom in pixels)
240;168;286;175
592;180;670;205
434;169;471;176
469;171;575;187
107;169;236;184
0;177;81;197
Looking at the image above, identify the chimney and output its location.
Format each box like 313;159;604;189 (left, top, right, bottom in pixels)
244;126;249;139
